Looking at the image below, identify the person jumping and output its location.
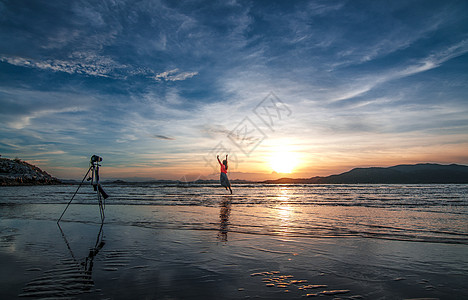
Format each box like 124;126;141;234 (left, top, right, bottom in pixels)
217;154;232;194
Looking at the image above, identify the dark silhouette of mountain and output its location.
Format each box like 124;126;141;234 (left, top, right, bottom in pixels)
263;163;468;184
0;157;61;185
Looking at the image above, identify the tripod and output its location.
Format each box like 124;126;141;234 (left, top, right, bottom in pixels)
58;155;109;223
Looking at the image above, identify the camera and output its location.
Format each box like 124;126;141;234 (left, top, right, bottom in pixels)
90;155;102;163
58;154;109;223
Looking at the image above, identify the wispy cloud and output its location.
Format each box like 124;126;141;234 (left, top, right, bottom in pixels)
199;124;233;138
151;134;175;140
153;68;198;82
396;39;468;78
0;53;199;83
0;53;124;78
329;40;468;102
8;106;85;129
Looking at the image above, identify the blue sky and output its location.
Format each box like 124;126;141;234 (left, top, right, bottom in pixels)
1;0;467;180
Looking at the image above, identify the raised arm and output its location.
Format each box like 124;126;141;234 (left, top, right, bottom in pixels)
217;155;222;166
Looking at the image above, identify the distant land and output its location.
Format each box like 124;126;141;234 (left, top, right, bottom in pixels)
2;157;468;185
263;163;468;184
106;163;468;184
0;157;61;186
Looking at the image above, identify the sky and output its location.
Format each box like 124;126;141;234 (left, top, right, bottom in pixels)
1;0;467;180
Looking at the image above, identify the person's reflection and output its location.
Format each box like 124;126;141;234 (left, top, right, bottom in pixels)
218;197;232;242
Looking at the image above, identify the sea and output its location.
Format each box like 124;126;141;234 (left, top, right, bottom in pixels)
1;183;467;245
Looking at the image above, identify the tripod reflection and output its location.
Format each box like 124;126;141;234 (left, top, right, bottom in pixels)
19;223;105;298
59;222;105;278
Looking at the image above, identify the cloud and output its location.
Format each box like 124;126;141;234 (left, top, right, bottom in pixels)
0;139;21;150
151;134;175;140
199;124;233;138
153;68;198;82
306;1;346;15
0;53;123;78
8;106;85;130
329;39;468;102
0;53;199;83
0;86;97;127
33;150;66;155
396;39;468;78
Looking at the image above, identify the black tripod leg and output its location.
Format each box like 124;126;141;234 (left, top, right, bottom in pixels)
98;192;105;222
94;165;106;223
57;222;78;262
57;166;92;223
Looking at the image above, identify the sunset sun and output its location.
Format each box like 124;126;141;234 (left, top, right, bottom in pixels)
270;151;299;174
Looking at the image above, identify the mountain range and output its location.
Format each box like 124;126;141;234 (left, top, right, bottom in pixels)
263;163;468;184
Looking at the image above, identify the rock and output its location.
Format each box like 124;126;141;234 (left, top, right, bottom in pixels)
0;158;61;186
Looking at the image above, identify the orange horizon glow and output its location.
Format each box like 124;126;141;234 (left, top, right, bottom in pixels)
17;138;468;181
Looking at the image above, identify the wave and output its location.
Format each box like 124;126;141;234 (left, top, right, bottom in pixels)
1;184;467;245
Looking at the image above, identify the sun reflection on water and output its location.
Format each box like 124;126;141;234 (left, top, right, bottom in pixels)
274;187;296;236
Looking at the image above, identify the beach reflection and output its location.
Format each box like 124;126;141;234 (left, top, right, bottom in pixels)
59;222;105;277
218;197;232;242
276;186;290;203
275;187;295;236
20;223;105;298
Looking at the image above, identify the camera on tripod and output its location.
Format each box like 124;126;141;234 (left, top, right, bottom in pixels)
58;154;109;223
88;155;108;200
90;155;102;164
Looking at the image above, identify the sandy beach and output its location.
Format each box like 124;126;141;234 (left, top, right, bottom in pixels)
1;185;467;300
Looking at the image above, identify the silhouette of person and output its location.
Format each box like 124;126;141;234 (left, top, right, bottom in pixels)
217;154;232;194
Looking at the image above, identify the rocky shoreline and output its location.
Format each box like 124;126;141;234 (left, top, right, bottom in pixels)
0;158;61;186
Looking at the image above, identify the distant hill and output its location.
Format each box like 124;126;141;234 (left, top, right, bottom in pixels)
263;163;468;184
0;157;61;186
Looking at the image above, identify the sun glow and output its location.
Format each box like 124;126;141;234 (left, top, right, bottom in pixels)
270;150;299;174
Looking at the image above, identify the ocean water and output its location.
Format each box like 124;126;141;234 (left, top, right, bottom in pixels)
1;183;468;299
1;183;467;245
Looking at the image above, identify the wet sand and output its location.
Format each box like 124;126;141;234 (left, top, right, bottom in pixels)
1;203;467;299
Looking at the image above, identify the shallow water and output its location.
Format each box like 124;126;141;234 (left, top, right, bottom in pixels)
1;184;467;244
2;183;468;208
1;184;468;299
